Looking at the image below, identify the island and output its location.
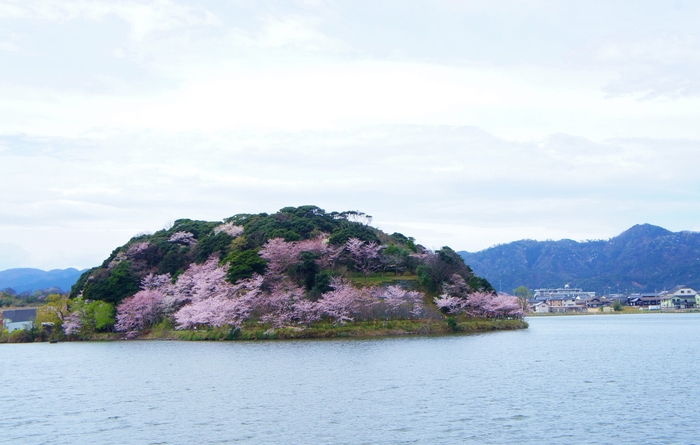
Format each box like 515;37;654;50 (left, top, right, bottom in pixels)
2;206;527;343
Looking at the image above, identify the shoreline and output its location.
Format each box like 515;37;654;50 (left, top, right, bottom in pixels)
528;308;700;317
3;318;528;343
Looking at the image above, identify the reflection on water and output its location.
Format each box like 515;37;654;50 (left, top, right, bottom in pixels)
2;314;700;444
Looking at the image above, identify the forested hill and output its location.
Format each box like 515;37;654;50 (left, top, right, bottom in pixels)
458;224;700;294
71;205;493;305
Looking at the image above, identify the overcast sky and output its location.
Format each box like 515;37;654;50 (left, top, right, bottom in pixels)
2;0;700;270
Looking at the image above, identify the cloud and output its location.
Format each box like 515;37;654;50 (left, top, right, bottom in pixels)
588;34;700;100
1;127;699;269
0;243;30;270
1;1;700;268
0;0;217;39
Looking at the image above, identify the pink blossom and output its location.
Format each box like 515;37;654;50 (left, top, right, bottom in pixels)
255;278;306;328
173;272;262;329
259;238;302;276
141;273;171;291
174;295;251;329
115;289;165;337
213;223;244;238
126;241;150;258
62;312;83;336
376;285;424;318
317;278;370;325
168;231;197;245
433;294;467;314
292;299;322;326
162;256;228;312
345;238;381;278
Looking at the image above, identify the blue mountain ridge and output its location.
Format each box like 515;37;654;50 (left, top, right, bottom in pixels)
0;268;88;293
458;224;700;295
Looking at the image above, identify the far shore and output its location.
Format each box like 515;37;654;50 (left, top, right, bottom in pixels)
528;307;700;317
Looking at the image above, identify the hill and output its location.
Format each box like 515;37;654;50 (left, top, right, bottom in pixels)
458;224;700;294
0;268;87;294
56;206;526;340
71;206;496;304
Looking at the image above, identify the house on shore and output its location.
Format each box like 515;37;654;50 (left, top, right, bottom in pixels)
2;308;38;332
530;285;595;313
660;286;697;310
533;286;595;301
628;293;662;307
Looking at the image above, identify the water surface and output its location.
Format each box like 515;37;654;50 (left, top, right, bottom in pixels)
2;314;699;444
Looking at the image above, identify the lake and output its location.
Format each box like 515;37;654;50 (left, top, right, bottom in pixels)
2;313;699;444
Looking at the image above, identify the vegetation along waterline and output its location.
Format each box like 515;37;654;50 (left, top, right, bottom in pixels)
1;206;527;343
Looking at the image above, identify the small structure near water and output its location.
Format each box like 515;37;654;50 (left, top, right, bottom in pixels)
2;308;38;332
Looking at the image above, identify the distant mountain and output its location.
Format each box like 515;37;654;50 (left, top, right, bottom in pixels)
0;268;87;294
459;224;700;295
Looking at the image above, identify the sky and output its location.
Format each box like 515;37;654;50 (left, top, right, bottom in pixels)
1;0;700;270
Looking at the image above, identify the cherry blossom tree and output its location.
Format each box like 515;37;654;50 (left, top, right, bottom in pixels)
317;278;370;325
259;235;342;279
259;238;302;277
213;222;244;238
173;270;264;329
161;256;227;313
376;285;424;318
489;294;525;319
296;234;343;269
126;241;150;258
433;294;467;314
168;231;197;245
292;299;322;326
141;273;171;290
62;312;83;336
174;294;251;329
442;274;471;298
115;289;166;337
255;278;306;328
345;238;381;280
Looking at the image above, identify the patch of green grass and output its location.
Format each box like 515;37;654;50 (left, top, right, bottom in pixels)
348;273;419;287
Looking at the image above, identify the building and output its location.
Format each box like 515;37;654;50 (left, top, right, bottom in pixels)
533;285;595;302
660;286;697;309
628;293;661;307
2;308;38;332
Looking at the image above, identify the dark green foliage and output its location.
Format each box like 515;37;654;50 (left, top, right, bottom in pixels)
459;223;700;294
240;206;338;247
405;238;418;252
308;270;333;300
288;252;333;299
291;251;321;291
170;219;219;239
70;268;95;298
468;276;495;293
381;244;414;275
158;247;187;275
417;246;493;294
196;232;234;263
389;233;418;252
437;246;467;268
82;261;140;304
390;232;409;244
225;250;267;283
446;317;458;331
328;224;380;245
